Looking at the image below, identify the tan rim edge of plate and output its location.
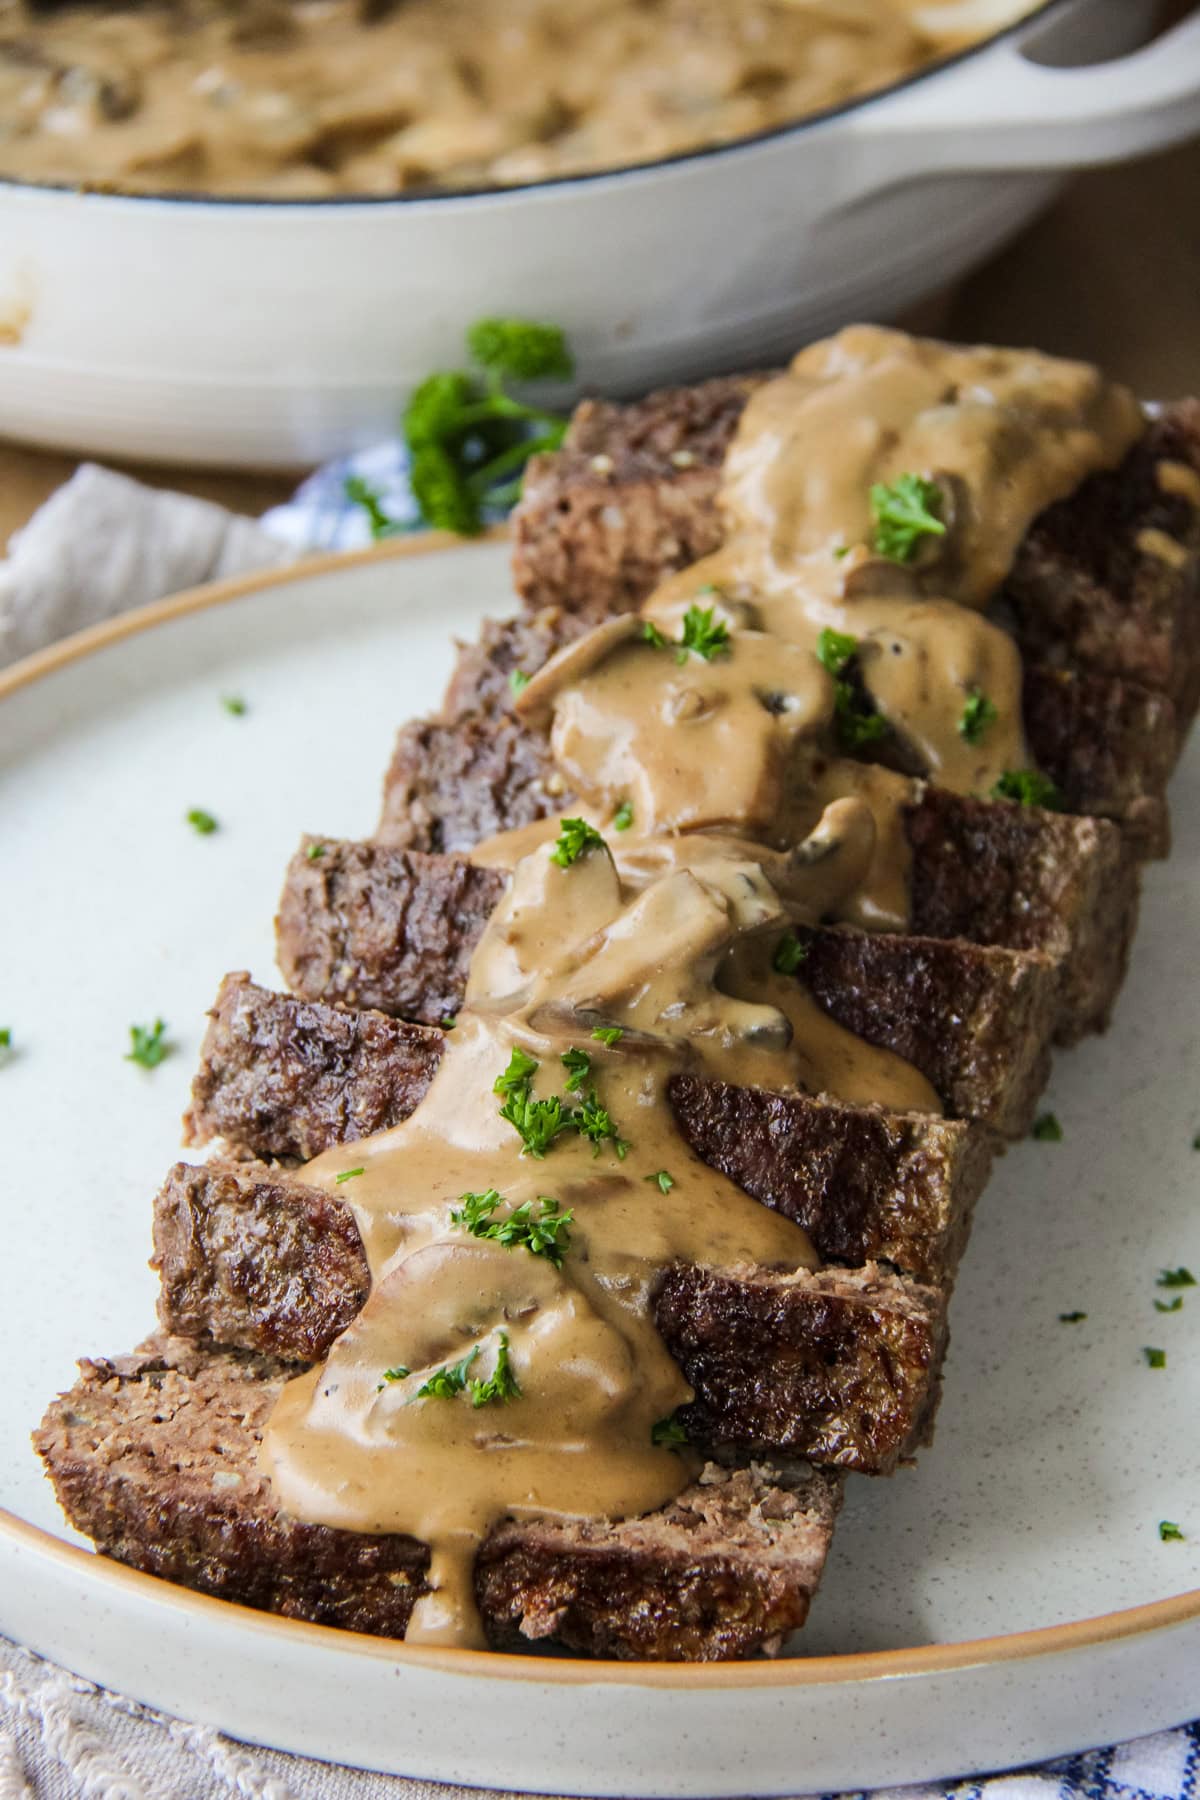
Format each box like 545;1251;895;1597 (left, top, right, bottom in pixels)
4;537;1198;1688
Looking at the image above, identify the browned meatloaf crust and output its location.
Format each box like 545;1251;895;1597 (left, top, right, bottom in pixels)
151;1162;947;1476
35;1339;843;1661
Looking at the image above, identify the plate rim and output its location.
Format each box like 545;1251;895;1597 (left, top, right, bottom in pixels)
5;540;1198;1691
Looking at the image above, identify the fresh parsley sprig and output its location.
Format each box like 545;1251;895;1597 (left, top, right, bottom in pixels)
394;319;573;536
414;1331;522;1407
467;1330;522;1408
417;1345;480;1400
773;930;809;976
815;626;887;752
652;1411;689;1448
1031;1112;1063;1143
992;769;1064;811
495;1048;629;1159
870;474;946;563
676;603;730;664
126;1019;170;1070
959;689;998;745
451;1189;574;1266
551;817;607;868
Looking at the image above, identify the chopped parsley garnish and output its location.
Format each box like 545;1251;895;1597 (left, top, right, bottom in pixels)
959;689;998;745
126;1019;170;1069
509;669;531;696
815;627;886;751
870;473;946;563
992;769;1064;811
0;1027;10;1051
1058;1311;1088;1324
561;1047;592;1093
451;1190;574;1266
1160;1520;1185;1542
641;621;668;649
306;841;326;861
773;930;809;976
377;1365;410;1390
403;319;572;535
1193;1131;1200;1151
816;627;857;678
335;1167;365;1184
1155;1296;1184;1314
186;807;218;836
494;1046;540;1095
417;1346;480;1400
496;1048;628;1159
645;1170;675;1194
1157;1267;1196;1289
221;694;247;717
574;1088;630;1159
1031;1113;1063;1142
652;1412;689;1448
613;799;634;831
676;603;730;664
551;817;607;868
591;1026;624;1046
441;1014;457;1030
343;474;398;540
498;1084;572;1160
1143;1346;1167;1369
468;1330;522;1408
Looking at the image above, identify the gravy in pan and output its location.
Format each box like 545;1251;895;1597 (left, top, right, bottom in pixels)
259;327;1141;1647
0;0;1038;197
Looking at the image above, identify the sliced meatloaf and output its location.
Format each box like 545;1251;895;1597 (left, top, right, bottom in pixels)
35;1339;843;1660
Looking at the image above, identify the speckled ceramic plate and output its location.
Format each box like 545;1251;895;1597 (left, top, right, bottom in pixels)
0;541;1197;1796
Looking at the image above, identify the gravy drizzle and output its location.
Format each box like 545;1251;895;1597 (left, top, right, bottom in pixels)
260;326;1141;1647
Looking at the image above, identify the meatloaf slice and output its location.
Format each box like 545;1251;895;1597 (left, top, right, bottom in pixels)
280;805;1135;1046
274;845;1059;1135
375;610;1178;859
183;985;992;1286
35;1339;843;1660
512;394;1200;718
151;1165;947;1475
512;375;766;620
183;972;443;1161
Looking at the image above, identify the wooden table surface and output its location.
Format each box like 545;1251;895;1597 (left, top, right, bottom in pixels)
1;137;1197;546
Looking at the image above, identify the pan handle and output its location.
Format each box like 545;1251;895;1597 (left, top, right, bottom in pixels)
842;4;1200;189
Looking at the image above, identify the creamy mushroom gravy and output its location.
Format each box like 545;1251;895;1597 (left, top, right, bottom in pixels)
0;0;1037;197
260;326;1141;1648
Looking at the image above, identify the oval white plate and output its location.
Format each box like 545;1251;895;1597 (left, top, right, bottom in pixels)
0;541;1197;1796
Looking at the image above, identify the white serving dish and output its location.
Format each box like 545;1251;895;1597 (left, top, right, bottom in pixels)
0;542;1197;1794
0;0;1198;469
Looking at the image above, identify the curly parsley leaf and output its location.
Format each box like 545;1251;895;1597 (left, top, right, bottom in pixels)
126;1019;170;1070
343;474;399;540
402;323;572;535
574;1087;630;1159
870;473;946;563
494;1047;540;1095
551;817;607;868
452;1190;574;1266
469;1330;522;1407
652;1411;690;1448
561;1047;592;1094
676;603;730;664
773;930;809;976
417;1346;480;1400
815;627;887;751
992;769;1064;811
499;1085;572;1159
959;689;998;745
